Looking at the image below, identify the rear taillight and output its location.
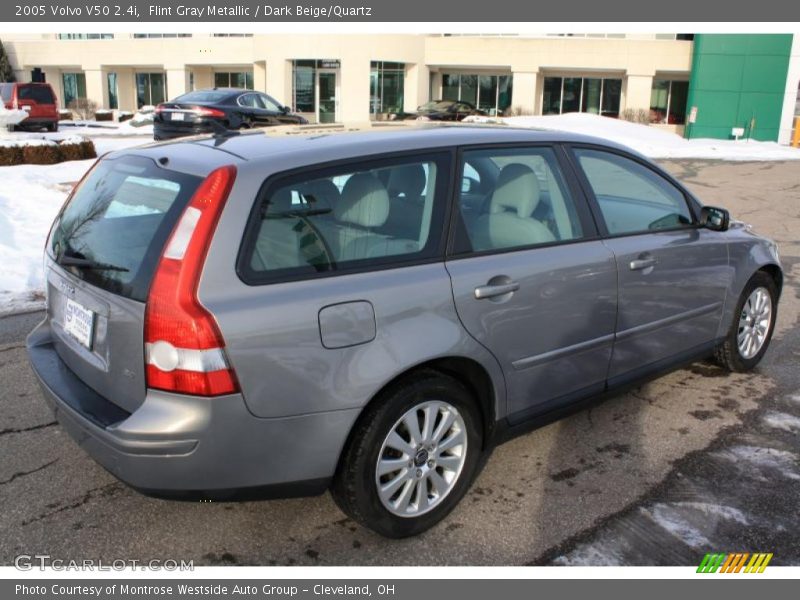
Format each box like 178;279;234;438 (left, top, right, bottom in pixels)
194;105;226;118
144;165;239;397
154;104;167;114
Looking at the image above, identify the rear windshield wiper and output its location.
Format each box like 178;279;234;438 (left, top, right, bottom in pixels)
57;254;129;272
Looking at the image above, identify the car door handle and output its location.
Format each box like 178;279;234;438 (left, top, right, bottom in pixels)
474;281;520;299
629;257;658;271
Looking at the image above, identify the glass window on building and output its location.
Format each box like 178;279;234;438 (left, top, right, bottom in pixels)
214;71;254;89
57;34;113;40
133;34;191;38
439;73;512;116
136;73;166;108
369;61;405;119
649;79;689;125
542;76;622;117
292;60;316;114
107;72;118;110
62;72;87;108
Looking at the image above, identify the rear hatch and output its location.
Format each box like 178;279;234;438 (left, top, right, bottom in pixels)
46;154;202;413
16;84;58;120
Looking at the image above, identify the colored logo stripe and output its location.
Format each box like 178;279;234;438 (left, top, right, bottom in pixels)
697;553;773;573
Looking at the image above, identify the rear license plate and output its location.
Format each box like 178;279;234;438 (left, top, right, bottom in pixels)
64;298;94;350
171;112;185;121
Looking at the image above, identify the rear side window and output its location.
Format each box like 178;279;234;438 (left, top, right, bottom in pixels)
0;83;12;102
239;154;451;283
574;149;694;235
454;147;587;254
50;155;201;301
17;84;55;104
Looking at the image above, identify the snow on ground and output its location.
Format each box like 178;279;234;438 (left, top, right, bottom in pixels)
465;113;800;161
0;132;149;315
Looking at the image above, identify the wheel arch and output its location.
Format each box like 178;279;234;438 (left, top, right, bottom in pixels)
333;355;500;478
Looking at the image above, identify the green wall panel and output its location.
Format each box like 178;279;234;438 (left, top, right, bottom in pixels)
686;34;792;141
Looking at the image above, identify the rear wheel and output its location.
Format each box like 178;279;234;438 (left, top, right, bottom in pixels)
715;271;778;372
331;370;482;538
47;122;58;132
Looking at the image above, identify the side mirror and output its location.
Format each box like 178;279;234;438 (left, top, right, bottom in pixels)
280;105;290;114
700;206;730;232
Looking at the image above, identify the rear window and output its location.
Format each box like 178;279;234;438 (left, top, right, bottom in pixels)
49;155;201;301
17;84;56;104
174;90;231;103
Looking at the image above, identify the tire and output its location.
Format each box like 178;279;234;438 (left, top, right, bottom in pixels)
47;122;58;132
715;271;778;372
331;370;483;538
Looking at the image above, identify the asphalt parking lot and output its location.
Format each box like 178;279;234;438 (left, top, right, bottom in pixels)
1;159;798;566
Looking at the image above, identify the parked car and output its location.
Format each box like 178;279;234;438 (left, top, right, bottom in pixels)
0;82;59;131
398;99;487;121
28;124;781;537
153;88;307;140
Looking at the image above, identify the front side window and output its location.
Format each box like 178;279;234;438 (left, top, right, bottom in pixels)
574;149;693;235
454;147;586;254
241;155;450;282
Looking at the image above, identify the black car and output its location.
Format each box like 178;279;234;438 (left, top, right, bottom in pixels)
153;88;307;140
398;99;487;122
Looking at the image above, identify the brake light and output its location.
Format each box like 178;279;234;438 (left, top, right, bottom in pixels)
144;165;239;396
154;104;167;114
194;105;226;118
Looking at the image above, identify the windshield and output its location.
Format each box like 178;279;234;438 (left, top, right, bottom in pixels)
17;85;55;104
49;155;201;301
419;101;452;112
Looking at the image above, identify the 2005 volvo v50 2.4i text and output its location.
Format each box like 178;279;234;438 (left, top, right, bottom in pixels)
27;123;782;537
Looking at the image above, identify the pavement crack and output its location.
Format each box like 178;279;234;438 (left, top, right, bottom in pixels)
21;483;123;527
0;421;57;437
0;458;58;485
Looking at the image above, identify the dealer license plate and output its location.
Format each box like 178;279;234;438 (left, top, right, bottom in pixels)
63;298;94;350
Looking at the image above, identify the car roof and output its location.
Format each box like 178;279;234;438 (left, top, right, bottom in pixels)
125;122;646;174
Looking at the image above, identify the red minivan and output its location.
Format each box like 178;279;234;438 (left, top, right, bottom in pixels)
0;82;59;131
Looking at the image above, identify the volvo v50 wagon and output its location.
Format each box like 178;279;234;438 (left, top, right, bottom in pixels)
28;125;782;537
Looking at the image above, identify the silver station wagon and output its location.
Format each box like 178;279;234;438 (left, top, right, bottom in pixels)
28;124;782;537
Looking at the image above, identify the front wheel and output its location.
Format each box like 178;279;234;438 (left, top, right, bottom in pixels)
331;371;482;538
715;271;778;372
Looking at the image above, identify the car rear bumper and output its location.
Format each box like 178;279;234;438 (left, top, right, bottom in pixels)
26;319;359;499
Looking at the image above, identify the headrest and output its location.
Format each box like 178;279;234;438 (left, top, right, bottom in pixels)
489;163;541;218
269;187;294;211
300;178;340;206
335;173;390;228
386;164;427;199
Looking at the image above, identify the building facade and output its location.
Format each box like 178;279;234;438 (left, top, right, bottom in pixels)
2;33;799;142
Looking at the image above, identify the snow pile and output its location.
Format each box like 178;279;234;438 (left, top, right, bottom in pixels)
0;134;88;148
0;135;147;314
464;113;800;161
0;106;29;130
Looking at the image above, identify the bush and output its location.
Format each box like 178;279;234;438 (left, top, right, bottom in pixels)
22;144;62;164
620;108;650;124
58;109;73;121
0;138;96;166
67;97;98;120
505;106;535;117
0;146;24;166
94;110;113;122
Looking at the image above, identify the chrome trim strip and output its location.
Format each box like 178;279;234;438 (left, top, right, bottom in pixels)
512;333;615;371
615;301;723;342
